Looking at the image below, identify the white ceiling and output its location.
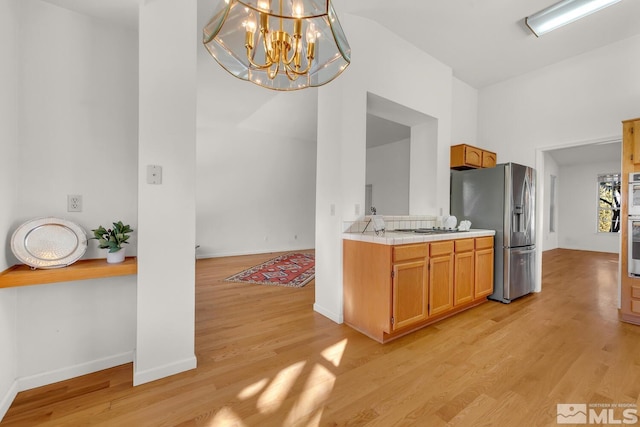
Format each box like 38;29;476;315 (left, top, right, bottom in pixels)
40;0;640;89
39;0;139;29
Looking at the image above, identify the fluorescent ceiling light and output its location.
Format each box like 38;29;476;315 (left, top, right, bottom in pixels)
525;0;622;37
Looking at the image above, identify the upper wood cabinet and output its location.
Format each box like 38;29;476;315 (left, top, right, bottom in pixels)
451;144;497;170
482;151;497;168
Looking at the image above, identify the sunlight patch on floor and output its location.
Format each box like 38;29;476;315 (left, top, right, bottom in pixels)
321;338;348;368
284;364;338;425
211;339;349;425
209;407;247;426
257;360;307;414
237;378;269;400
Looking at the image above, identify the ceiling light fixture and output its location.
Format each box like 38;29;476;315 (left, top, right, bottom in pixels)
525;0;621;37
203;0;351;91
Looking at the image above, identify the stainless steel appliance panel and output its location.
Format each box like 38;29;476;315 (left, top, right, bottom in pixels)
503;246;535;301
628;218;640;276
451;162;536;303
506;163;536;248
450;166;506;250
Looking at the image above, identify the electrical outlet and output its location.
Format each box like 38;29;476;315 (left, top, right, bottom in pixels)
67;195;82;212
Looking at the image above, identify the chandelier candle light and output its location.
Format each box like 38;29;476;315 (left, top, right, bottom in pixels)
203;0;351;90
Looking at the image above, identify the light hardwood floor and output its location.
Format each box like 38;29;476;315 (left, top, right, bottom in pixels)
2;249;640;426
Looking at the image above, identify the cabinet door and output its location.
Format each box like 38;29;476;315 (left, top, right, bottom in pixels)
475;248;494;298
429;254;454;316
633;120;640;165
464;146;482;167
392;260;428;330
454;251;474;306
482;151;497;168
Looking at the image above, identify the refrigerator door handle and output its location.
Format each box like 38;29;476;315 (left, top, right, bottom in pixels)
523;173;531;235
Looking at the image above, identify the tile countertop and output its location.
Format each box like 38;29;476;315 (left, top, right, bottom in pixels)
342;229;496;246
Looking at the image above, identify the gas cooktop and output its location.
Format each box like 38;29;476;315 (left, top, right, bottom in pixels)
393;227;465;234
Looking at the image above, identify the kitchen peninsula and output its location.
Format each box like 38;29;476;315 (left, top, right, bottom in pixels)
343;228;495;343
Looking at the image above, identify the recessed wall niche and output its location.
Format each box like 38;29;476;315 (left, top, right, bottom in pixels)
365;92;438;216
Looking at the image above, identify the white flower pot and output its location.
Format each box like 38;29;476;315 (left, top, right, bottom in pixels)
106;248;126;264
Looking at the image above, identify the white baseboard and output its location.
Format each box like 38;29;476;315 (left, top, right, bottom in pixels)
313;303;343;324
0;380;18;422
133;355;197;386
197;246;314;259
17;351;134;393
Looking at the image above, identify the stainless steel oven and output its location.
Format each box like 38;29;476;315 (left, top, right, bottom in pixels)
629;173;640;216
629;217;640;277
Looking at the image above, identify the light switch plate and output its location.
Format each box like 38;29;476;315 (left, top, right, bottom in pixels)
147;165;162;184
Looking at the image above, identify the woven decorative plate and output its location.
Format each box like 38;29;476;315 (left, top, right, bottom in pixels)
11;217;88;269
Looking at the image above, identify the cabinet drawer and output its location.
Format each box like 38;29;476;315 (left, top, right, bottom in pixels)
632;286;640;299
430;241;454;257
393;243;428;262
455;239;474;253
632;300;640;314
476;236;494;250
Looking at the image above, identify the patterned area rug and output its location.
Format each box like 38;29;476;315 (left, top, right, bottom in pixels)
224;252;315;288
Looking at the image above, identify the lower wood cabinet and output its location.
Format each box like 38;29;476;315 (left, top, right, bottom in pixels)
429;241;454;316
475;237;495;298
392;260;428;330
343;236;494;343
454;239;475;306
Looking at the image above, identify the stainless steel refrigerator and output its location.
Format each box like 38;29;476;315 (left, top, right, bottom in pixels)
450;163;536;303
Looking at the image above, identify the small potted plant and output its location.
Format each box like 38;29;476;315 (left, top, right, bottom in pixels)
91;221;134;264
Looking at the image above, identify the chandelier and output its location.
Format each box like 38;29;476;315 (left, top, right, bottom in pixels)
203;0;351;91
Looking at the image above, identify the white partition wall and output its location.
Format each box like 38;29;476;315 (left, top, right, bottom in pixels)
315;14;453;323
136;0;198;385
0;0;20;415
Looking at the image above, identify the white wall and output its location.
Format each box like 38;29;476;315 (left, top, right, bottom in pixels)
315;14;453;322
16;0;139;255
135;0;197;385
366;139;410;215
1;1;139;417
16;277;136;389
452;77;478;146
196;122;316;258
479;34;640;291
479;35;640;166
195;2;317;258
0;0;20;417
558;160;621;253
543;153;560;251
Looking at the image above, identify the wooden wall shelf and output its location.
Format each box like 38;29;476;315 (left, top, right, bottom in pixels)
0;257;137;289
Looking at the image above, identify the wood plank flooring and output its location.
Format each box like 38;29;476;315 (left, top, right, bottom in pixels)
2;248;640;426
